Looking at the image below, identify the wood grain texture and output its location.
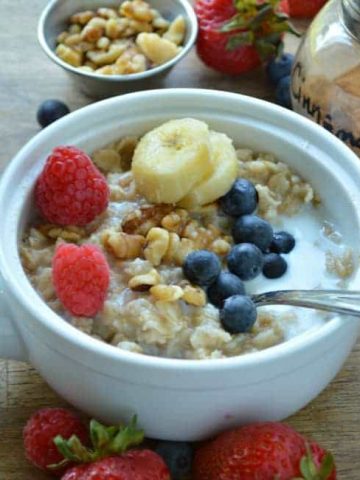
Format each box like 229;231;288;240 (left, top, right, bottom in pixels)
0;1;359;478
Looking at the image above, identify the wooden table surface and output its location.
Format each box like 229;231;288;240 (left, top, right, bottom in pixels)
1;1;359;478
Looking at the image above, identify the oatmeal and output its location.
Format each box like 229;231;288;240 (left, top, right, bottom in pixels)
55;0;186;76
20;119;356;360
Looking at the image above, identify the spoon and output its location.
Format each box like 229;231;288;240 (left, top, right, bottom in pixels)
251;289;360;317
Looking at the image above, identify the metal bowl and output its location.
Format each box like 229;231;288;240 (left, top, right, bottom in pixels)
38;0;198;98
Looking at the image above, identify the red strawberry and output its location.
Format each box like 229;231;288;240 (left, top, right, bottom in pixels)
285;0;327;18
23;408;88;476
195;0;297;75
52;243;110;317
61;450;170;480
35;146;109;226
193;422;336;480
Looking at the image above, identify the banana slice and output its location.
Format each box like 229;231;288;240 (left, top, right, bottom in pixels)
179;131;238;208
132;118;212;204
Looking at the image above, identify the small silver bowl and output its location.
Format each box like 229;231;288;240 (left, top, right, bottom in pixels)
38;0;198;98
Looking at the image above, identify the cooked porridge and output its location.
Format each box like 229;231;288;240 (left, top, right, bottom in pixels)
20;119;356;359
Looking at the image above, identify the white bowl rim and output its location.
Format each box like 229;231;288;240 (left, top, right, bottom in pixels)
1;88;360;373
37;0;199;82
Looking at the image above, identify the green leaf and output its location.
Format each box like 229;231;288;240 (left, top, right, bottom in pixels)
53;435;80;462
110;416;145;454
254;38;277;60
221;13;249;32
299;444;336;480
318;453;336;480
226;31;254;50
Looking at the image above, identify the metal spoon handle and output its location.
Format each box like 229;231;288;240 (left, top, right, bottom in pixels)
252;290;360;317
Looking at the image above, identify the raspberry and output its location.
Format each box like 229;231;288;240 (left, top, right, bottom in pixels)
23;408;88;476
52;243;110;317
61;451;170;480
35;146;109;226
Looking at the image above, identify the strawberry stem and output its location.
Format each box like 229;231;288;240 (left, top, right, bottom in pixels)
220;0;300;61
298;444;336;480
48;415;145;470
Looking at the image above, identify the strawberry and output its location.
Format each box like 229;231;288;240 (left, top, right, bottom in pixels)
193;422;336;480
61;450;170;480
195;0;298;75
283;0;328;18
23;408;89;476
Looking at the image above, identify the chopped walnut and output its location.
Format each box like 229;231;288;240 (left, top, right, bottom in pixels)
120;0;155;22
136;32;179;65
150;284;183;302
56;44;83;67
70;10;96;25
161;209;189;235
38;225;86;243
326;249;354;279
102;231;145;259
81;17;107;42
128;268;161;291
144;227;170;266
209;238;232;256
163;15;186;46
182;285;206;307
122;204;173;235
163;234;196;266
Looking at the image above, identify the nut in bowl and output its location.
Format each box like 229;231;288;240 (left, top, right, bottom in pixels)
1;89;360;440
38;0;198;97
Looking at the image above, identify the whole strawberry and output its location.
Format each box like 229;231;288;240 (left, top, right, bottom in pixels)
52;243;110;317
23;408;88;476
35;146;109;226
285;0;327;18
193;422;336;480
62;450;170;480
195;0;298;75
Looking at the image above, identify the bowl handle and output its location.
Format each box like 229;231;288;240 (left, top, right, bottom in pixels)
0;274;27;361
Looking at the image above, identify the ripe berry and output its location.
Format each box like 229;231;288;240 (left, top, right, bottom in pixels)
207;272;246;307
266;53;294;85
37;100;70;128
263;253;288;279
220;179;258;217
227;243;264;281
52;243;110;317
232;215;273;252
220;295;257;334
155;441;193;480
35;146;109;226
276;75;292;109
183;250;221;286
270;231;296;254
23;408;88;474
61;450;170;480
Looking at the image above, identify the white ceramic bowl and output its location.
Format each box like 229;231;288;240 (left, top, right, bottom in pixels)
1;89;360;441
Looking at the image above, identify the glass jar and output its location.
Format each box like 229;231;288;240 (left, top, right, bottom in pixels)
291;0;360;156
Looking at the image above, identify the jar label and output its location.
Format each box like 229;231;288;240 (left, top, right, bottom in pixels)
292;61;360;153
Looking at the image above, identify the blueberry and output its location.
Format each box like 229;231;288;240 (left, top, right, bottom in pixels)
270;231;296;254
155;441;193;480
232;215;273;252
220;179;258;217
37;100;70;128
275;75;292;109
227;243;264;281
266;53;294;85
207;272;246;307
263;253;288;279
183;250;221;286
220;295;257;334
